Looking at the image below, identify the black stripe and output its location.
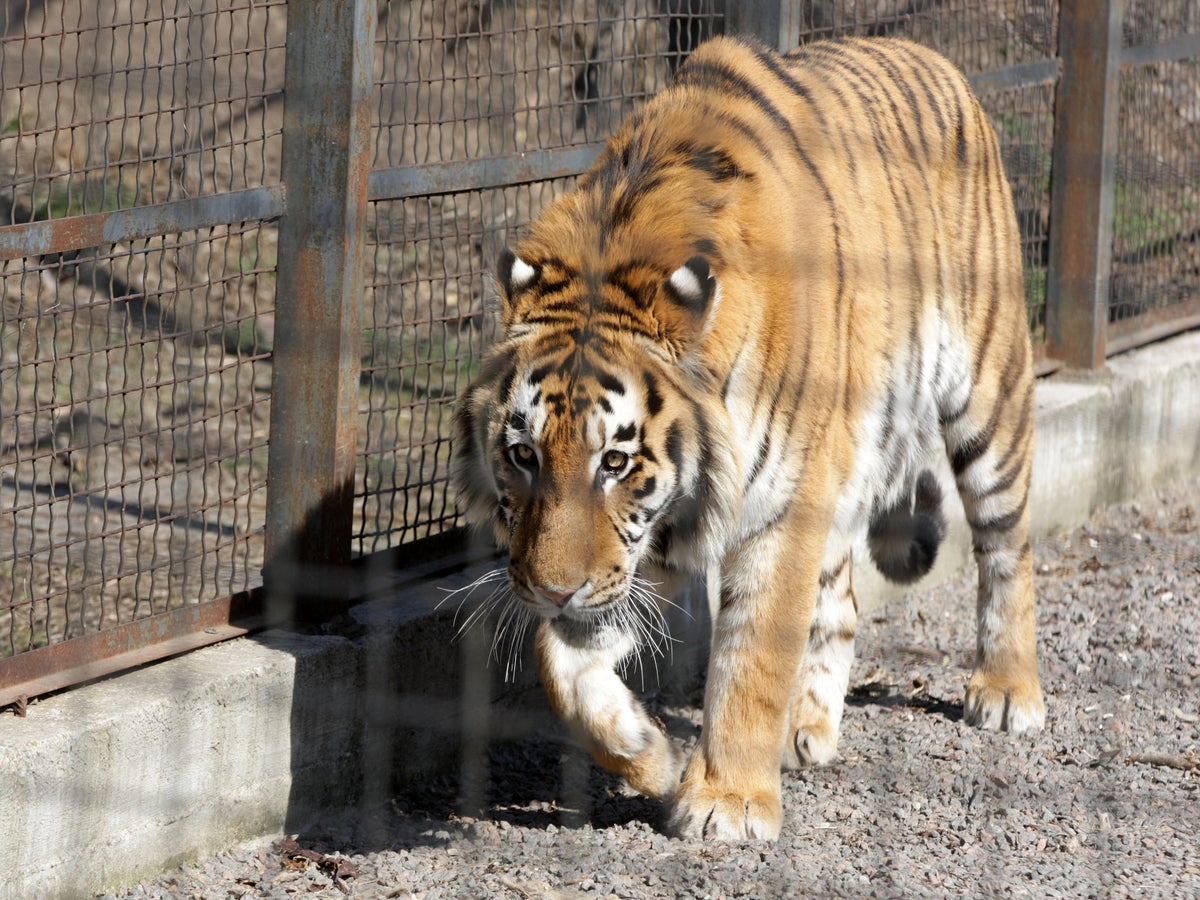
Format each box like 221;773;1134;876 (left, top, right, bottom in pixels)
610;519;633;548
774;336;812;447
590;313;660;343
604;271;649;309
949;388;1007;477
889;40;952;139
973;454;1025;502
632;476;657;500
711;107;780;167
597;371;626;396
796;43;922;403
643;370;664;417
497;363;518;405
787;48;860;184
819;556;849;588
744;433;770;487
875;389;898;455
527;362;554;386
522;313;579;329
950;431;989;476
990;388;1033;477
966;491;1028;535
534;278;572;299
679;141;751;182
853;40;936;159
939;391;971;427
665;422;684;472
816;42;944;354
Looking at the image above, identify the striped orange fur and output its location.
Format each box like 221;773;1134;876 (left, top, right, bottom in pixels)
452;34;1044;840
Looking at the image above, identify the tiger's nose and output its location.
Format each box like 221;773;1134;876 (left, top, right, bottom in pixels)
532;584;580;607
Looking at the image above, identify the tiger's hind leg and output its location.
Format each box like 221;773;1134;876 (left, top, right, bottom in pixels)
783;553;857;768
944;377;1045;733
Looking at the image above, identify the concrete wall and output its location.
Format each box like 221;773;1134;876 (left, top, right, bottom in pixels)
3;329;1199;898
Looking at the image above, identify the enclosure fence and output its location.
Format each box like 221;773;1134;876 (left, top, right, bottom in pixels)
2;0;1198;707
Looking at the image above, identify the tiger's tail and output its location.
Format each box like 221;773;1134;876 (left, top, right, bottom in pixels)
867;470;947;584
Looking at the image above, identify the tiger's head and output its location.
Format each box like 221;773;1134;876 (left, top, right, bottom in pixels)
451;241;740;630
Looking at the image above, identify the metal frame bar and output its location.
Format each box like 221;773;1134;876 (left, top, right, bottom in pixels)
368;146;605;202
968;59;1060;95
0;186;285;261
0;593;262;709
1121;32;1200;69
1045;0;1123;370
1108;301;1200;357
262;0;376;619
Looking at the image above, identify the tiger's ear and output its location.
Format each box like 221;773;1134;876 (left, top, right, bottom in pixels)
497;248;539;321
660;255;718;350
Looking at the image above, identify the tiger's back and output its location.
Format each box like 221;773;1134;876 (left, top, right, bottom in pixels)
452;35;1043;841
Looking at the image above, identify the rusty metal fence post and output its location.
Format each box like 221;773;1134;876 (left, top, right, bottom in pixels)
264;0;376;617
1045;0;1123;370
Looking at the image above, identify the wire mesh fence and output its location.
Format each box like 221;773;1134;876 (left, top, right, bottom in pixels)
1110;0;1200;346
2;0;1198;701
2;0;283;680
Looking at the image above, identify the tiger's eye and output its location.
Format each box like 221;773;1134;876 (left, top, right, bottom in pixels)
509;444;536;469
601;450;628;474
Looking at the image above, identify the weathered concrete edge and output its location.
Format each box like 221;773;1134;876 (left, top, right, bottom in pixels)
3;329;1198;899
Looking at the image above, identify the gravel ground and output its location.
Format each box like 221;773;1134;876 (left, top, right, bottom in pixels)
106;475;1200;899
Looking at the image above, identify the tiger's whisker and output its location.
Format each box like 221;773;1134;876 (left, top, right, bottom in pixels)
436;567;510;629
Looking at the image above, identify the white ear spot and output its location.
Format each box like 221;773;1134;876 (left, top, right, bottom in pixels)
668;263;703;305
510;255;538;291
666;255;715;314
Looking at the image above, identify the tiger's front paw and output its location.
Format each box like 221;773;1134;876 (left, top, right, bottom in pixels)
668;773;782;840
615;728;686;801
964;671;1045;733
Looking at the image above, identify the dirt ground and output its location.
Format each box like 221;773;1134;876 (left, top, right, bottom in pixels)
102;472;1200;898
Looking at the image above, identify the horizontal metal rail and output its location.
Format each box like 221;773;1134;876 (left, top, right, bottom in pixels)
0;147;609;261
1108;299;1200;357
1121;32;1200;69
0;592;263;710
968;58;1061;94
368;145;606;201
0;185;286;261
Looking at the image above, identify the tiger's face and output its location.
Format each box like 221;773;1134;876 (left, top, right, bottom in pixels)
491;351;681;619
452;250;736;625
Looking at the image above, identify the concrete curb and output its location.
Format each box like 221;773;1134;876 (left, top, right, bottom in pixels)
3;329;1198;898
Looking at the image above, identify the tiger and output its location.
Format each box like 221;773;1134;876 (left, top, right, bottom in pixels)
451;33;1045;840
